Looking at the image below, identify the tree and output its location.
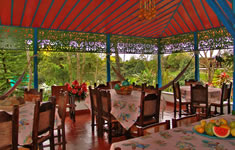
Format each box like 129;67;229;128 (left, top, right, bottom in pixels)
199;50;219;83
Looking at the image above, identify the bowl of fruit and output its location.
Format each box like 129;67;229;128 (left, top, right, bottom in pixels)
114;80;133;95
193;118;235;139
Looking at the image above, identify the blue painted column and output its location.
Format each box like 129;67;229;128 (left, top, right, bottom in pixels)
33;28;38;89
157;39;162;88
106;34;111;82
233;38;235;115
157;54;162;87
194;32;200;81
232;0;235;115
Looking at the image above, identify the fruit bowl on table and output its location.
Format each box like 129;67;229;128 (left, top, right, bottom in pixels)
115;88;133;95
114;80;133;95
193;118;235;139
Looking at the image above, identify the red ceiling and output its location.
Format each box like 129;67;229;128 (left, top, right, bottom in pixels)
0;0;230;38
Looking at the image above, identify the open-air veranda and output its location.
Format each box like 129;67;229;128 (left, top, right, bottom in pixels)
0;0;235;149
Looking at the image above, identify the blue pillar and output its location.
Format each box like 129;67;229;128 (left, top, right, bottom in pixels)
33;28;38;89
157;39;162;88
194;32;200;81
232;0;235;115
106;34;111;82
233;38;235;115
157;53;162;87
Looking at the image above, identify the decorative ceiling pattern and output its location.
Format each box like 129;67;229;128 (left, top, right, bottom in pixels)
0;0;232;38
0;0;233;54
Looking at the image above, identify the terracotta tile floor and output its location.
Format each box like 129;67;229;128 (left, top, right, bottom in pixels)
52;103;176;150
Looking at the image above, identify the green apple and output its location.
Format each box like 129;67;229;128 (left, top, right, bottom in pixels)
230;121;235;129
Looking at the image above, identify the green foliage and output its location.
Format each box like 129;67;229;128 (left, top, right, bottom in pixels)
162;53;195;92
0;50;29;95
212;70;232;88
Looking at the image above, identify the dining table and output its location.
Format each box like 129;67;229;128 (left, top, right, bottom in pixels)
86;89;141;130
110;114;235;150
180;86;221;104
0;101;61;145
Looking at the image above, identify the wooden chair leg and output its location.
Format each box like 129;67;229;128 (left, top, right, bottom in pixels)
228;101;230;114
179;103;182;118
58;128;61;143
91;113;95;132
50;129;55;150
32;142;38;150
62;125;66;150
186;104;189;113
220;105;224;115
39;144;43;150
137;128;143;137
174;101;177;118
97;117;103;137
108;122;112;143
214;106;217;114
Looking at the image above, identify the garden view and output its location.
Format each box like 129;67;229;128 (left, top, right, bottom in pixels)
0;49;233;100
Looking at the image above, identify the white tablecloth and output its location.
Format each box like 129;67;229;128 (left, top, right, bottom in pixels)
180;86;221;104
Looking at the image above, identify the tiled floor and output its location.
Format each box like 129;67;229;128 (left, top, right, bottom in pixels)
53;103;175;150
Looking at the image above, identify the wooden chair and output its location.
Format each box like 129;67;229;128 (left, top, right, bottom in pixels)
144;84;159;94
0;105;19;150
24;97;56;150
24;89;43;102
210;82;232;115
88;86;101;135
52;85;76;122
185;79;201;86
172;114;200;128
134;90;161;136
54;90;68;150
141;120;170;136
191;84;209;118
94;82;110;89
173;82;191;118
51;86;68;104
99;90;123;143
132;82;142;91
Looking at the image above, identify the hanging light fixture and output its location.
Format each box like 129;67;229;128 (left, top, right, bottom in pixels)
138;0;157;21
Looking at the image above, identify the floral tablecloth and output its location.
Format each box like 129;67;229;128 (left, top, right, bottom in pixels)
180;86;221;104
0;102;61;145
85;89;141;130
109;90;141;130
110;114;235;150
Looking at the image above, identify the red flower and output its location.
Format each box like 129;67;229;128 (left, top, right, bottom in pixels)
72;89;77;94
72;80;79;86
68;86;72;92
67;80;87;99
78;91;82;96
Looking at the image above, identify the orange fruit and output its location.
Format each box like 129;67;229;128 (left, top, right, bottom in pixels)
220;124;230;130
219;118;228;125
196;126;204;133
210;120;215;123
194;125;204;134
200;120;206;128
